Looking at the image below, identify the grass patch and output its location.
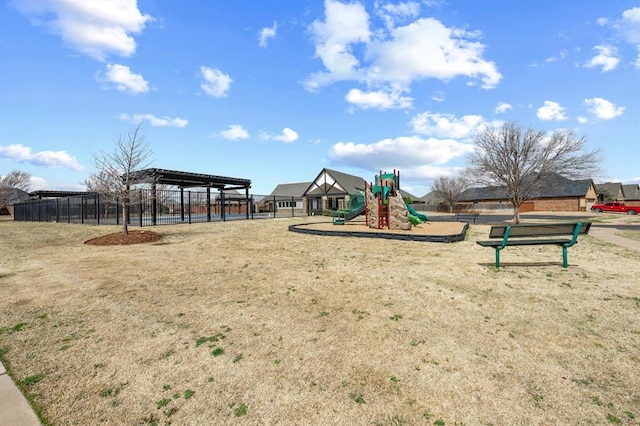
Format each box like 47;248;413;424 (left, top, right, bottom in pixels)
349;392;366;404
195;333;226;347
18;373;45;387
234;403;247;417
11;322;28;332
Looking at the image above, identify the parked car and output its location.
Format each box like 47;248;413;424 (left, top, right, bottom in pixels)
590;202;638;215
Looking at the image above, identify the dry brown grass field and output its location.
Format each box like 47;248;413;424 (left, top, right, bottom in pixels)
1;214;639;425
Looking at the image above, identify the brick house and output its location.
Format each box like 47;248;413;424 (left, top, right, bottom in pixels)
622;184;640;207
458;174;598;212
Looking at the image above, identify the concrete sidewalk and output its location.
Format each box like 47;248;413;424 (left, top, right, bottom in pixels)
590;225;640;252
0;361;41;425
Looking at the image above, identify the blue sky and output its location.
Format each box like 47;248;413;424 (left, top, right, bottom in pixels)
1;0;638;197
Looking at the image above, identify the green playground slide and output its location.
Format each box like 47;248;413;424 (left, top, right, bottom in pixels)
407;213;421;225
406;202;428;222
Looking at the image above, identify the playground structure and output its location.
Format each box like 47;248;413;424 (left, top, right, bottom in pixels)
332;170;428;230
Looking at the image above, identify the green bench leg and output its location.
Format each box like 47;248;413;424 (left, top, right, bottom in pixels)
562;247;568;268
495;248;501;268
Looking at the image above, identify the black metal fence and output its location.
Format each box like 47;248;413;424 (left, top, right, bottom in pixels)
13;190;310;226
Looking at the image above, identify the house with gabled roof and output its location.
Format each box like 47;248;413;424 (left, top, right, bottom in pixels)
303;168;366;213
458;174;597;212
262;168;423;215
595;182;625;203
257;182;311;214
622;184;640;206
0;188;30;216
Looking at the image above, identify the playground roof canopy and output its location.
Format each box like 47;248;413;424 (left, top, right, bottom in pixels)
126;168;251;190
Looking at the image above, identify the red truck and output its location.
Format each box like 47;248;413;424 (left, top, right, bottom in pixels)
591;202;638;215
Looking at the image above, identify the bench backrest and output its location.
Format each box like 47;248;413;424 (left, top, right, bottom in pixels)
488;222;592;239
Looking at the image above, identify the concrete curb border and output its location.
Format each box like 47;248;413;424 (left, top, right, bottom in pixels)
289;221;469;243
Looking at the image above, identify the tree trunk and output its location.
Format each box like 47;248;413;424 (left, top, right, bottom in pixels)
513;204;521;224
122;185;129;235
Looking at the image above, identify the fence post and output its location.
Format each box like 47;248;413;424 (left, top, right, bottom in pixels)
273;195;276;218
152;185;157;226
96;194;99;225
188;191;192;224
139;190;143;227
180;188;185;222
207;187;211;222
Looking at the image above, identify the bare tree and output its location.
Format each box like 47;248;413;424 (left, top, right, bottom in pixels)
467;121;602;224
431;175;470;213
0;170;32;211
86;124;153;234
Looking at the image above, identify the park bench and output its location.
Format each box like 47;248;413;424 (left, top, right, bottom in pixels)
476;222;591;268
454;212;480;223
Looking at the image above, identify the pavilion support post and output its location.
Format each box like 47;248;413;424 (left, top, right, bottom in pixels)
246;187;250;219
207;187;211;222
273;195;277;218
221;191;226;222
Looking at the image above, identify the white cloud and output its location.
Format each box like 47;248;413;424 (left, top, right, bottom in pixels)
345;88;413;109
584;97;625;120
305;1;501;103
258;21;277;48
100;64;149;94
577;116;589;124
200;66;232;98
431;91;445;102
537;101;568;121
617;7;640;44
328;136;474;170
273;128;299;143
219;124;250;140
617;7;640;69
0;144;84;171
494;102;512;114
410;111;488;139
375;1;421;30
584;45;620;72
545;50;567;63
119;113;188;127
305;0;370;91
379;15;504;86
29;176;50;191
13;0;152;61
